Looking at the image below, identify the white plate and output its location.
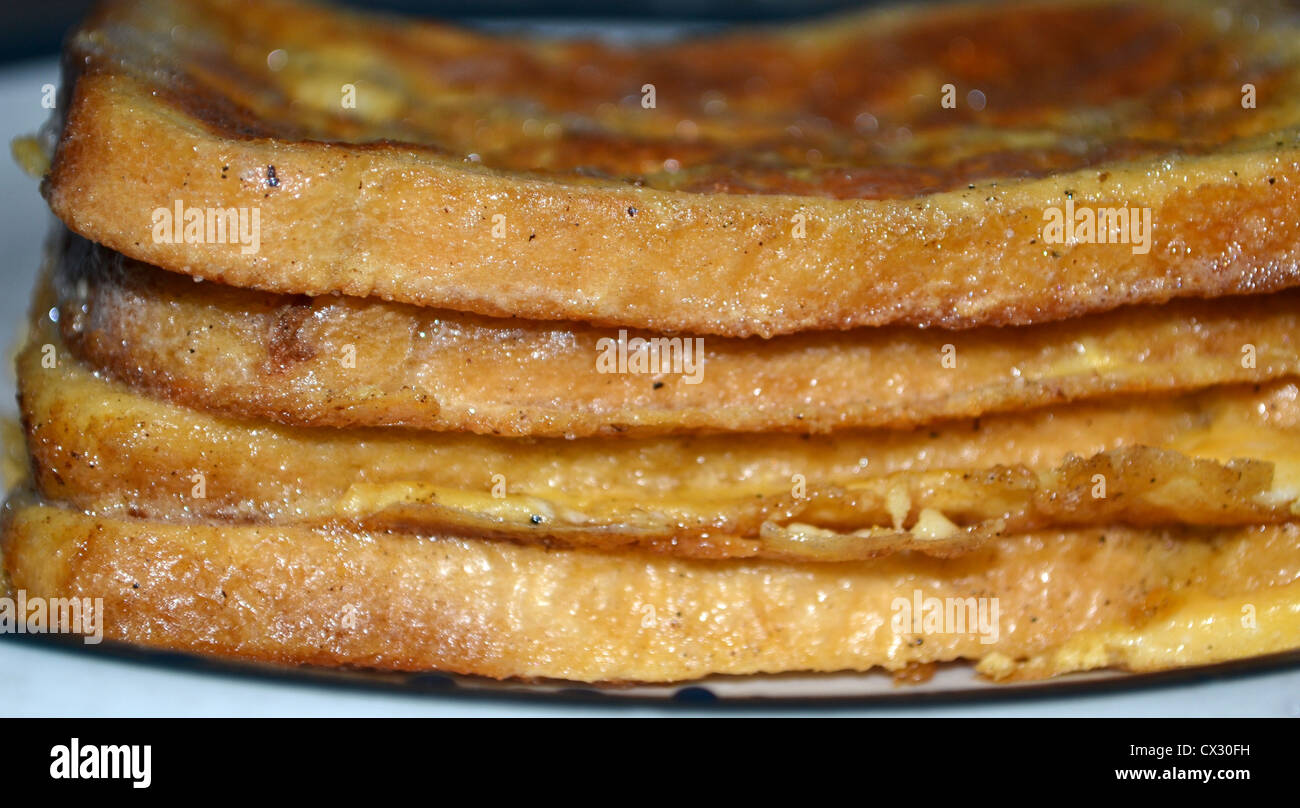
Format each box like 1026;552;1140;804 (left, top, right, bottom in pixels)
1;56;1298;716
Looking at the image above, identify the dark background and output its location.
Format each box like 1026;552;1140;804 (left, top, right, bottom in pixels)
0;0;908;64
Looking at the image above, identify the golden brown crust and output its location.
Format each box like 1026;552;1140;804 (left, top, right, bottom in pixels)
42;0;1300;336
5;499;1300;682
55;233;1300;436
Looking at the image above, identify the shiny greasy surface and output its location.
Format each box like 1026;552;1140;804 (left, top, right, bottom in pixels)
42;0;1300;335
55;234;1300;436
21;318;1300;560
5;500;1300;682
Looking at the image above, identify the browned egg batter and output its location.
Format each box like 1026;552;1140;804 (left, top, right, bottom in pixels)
130;0;1294;197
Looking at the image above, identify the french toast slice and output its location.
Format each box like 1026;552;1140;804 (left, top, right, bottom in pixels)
6;498;1300;682
52;232;1300;437
23;322;1300;559
42;0;1300;336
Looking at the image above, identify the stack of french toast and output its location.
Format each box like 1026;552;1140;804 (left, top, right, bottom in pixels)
5;0;1300;685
